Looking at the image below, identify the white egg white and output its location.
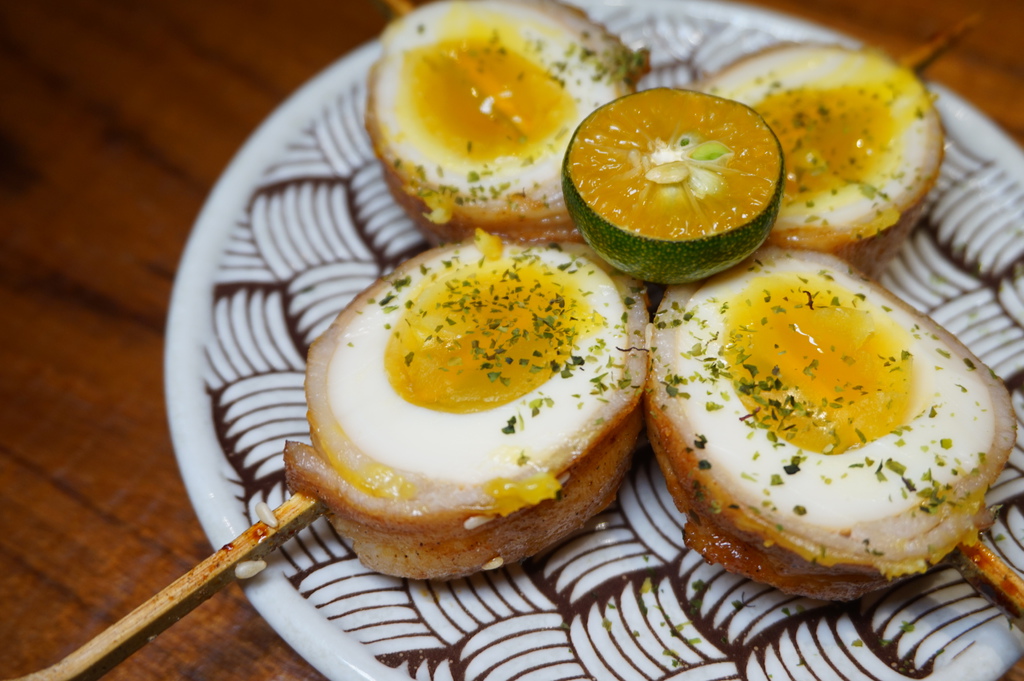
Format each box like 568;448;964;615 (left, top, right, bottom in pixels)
311;240;647;487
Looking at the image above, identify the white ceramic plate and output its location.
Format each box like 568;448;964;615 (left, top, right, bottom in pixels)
165;1;1024;679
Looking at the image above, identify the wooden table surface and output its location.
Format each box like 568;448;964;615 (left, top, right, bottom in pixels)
1;1;1021;679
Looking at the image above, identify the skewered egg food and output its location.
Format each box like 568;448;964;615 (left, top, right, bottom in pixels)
286;233;649;580
365;0;647;245
645;248;1014;600
700;44;944;275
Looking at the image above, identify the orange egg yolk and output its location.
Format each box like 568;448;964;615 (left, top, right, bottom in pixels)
385;256;602;413
755;85;896;204
724;272;914;454
399;37;577;165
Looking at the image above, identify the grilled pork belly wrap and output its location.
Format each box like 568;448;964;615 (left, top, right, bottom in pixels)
286;236;649;579
645;248;1014;600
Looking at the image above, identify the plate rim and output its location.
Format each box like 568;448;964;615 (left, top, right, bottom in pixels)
163;1;1024;679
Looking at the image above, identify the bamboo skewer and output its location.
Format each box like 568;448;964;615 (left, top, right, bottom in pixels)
894;7;1024;631
951;539;1024;632
368;0;414;19
10;0;413;670
11;492;1024;681
901;12;982;72
10;493;325;681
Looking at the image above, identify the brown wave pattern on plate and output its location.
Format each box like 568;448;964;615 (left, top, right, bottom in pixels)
200;8;1024;681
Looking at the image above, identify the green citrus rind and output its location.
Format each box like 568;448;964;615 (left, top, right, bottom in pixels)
562;88;784;284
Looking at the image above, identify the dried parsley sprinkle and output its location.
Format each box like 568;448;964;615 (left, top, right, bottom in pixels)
885;459;907;476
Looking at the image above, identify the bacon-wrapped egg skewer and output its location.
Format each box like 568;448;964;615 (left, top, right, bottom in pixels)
365;0;648;245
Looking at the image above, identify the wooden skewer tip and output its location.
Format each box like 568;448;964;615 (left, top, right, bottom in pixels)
901;13;983;72
951;538;1024;630
9;492;324;681
369;0;414;20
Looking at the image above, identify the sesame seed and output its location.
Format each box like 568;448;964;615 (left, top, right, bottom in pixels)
255;501;278;528
463;515;494;530
235;559;267;580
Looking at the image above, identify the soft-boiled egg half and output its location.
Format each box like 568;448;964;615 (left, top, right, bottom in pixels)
287;232;649;579
365;0;647;244
646;248;1013;600
701;44;944;275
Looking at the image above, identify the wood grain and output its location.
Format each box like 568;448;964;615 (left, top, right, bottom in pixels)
0;1;1020;680
11;493;323;681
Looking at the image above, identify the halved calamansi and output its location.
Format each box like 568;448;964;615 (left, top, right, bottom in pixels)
562;87;784;283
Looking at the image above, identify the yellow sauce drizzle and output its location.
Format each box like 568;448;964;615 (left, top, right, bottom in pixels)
323;443;417;500
483;471;562;515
